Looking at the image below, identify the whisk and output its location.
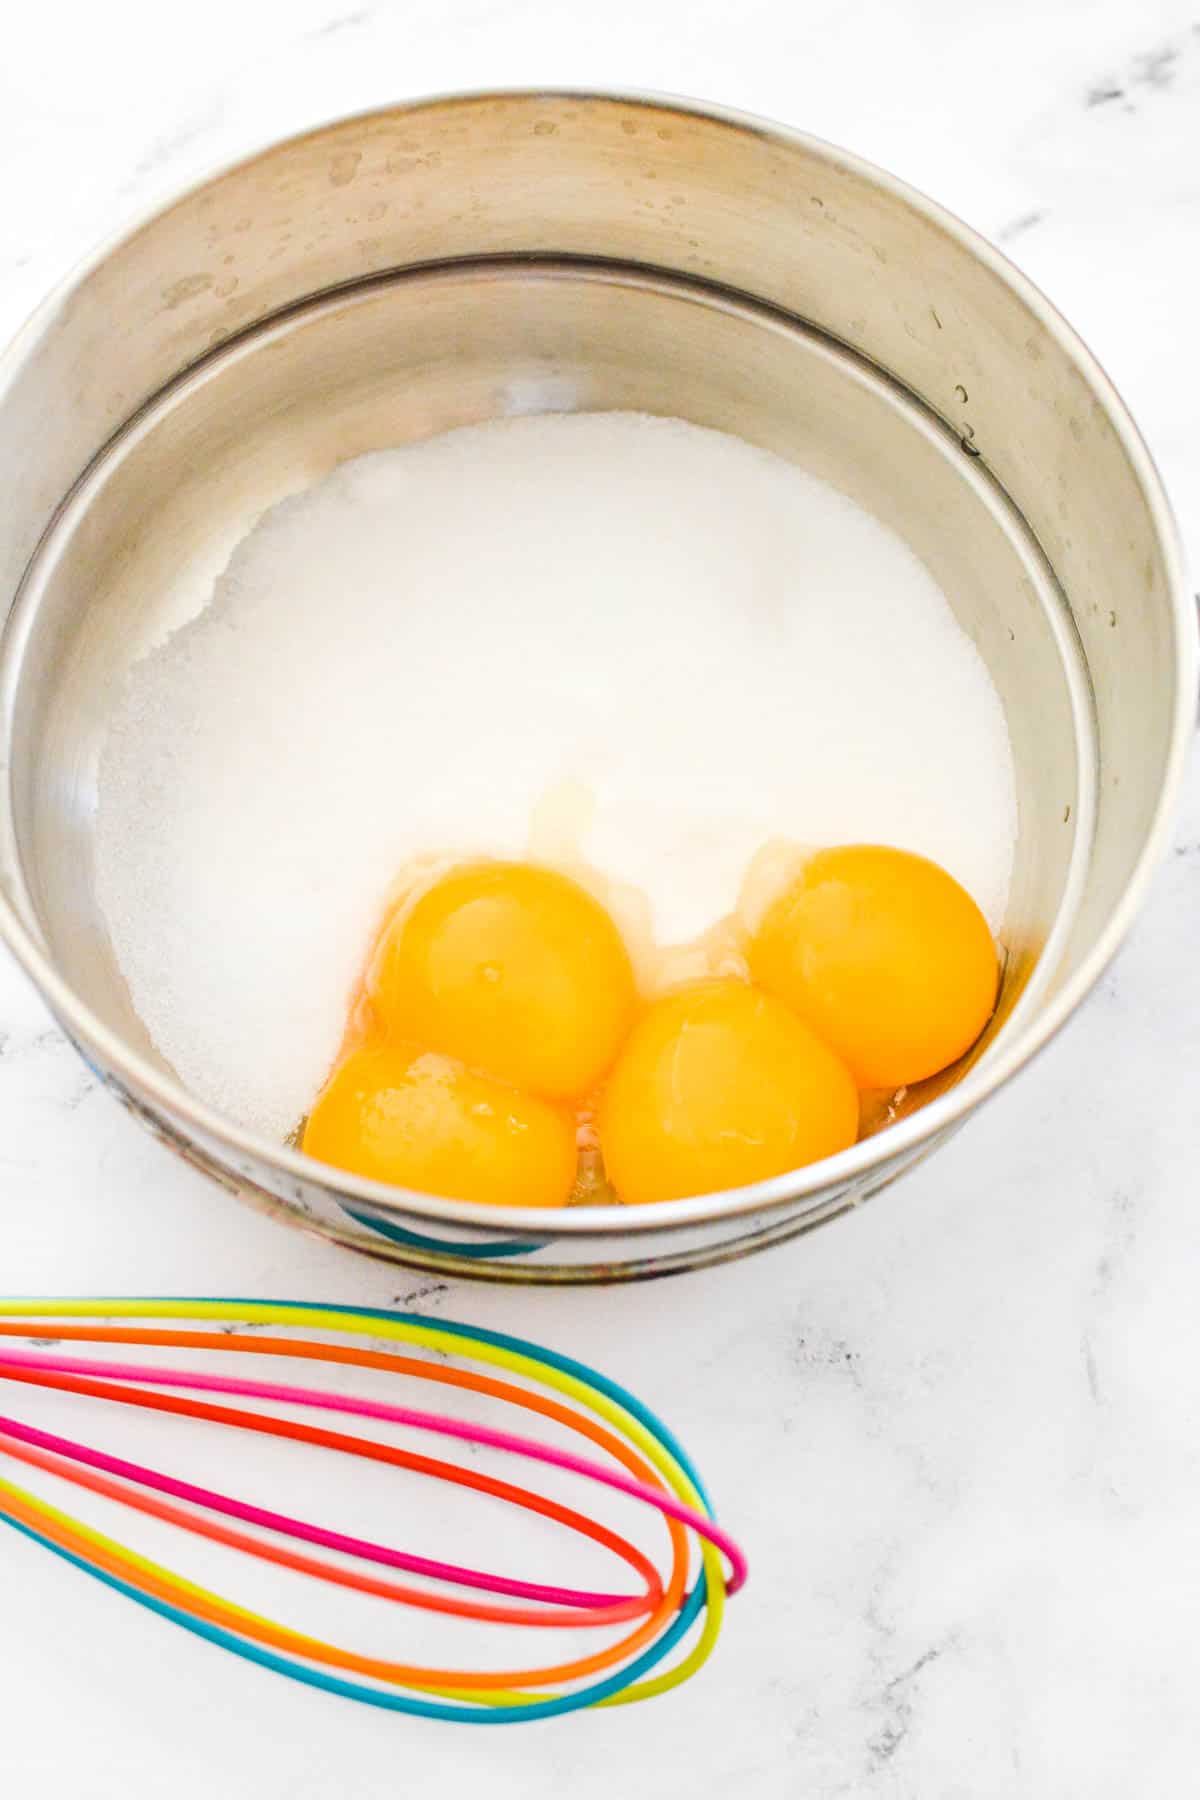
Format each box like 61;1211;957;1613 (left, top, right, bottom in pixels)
0;1297;745;1724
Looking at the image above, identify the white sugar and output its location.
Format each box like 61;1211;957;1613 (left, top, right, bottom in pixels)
96;413;1017;1140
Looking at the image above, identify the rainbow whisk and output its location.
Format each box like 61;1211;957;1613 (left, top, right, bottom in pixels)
0;1298;745;1723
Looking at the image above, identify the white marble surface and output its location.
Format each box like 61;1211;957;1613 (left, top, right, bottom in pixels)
3;2;1200;1793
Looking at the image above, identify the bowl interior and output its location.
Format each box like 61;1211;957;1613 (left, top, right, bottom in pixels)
3;256;1091;1152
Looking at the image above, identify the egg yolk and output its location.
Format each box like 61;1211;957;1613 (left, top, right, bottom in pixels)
301;1043;577;1207
367;861;636;1101
748;844;999;1089
597;978;859;1206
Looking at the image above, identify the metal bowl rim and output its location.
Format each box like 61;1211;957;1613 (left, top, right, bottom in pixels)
0;85;1192;1237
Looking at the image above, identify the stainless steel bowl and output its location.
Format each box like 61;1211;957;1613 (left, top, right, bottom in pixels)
0;91;1192;1281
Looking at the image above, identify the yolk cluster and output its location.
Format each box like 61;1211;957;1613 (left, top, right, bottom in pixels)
302;846;999;1208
